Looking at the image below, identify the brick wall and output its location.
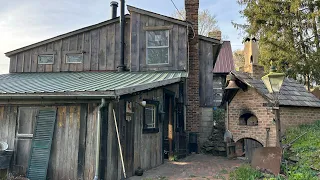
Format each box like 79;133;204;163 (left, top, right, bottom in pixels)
228;87;277;147
280;107;320;132
185;0;200;132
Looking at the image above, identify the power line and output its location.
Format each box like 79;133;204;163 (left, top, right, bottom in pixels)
169;0;195;39
170;0;184;19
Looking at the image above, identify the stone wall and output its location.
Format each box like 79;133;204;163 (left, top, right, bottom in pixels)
228;87;277;147
280;107;320;133
199;107;214;146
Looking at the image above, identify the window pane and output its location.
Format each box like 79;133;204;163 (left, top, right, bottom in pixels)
145;105;155;128
66;53;83;63
147;30;168;47
38;55;54;64
18;108;37;134
147;48;169;64
16;139;32;175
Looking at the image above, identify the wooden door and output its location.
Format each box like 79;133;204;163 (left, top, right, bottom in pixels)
244;138;263;161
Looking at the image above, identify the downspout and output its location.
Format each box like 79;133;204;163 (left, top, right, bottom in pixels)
93;98;106;180
118;0;126;72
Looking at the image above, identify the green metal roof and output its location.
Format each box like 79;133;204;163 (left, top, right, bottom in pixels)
0;71;187;99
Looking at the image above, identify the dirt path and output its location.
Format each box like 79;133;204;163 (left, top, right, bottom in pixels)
128;154;243;180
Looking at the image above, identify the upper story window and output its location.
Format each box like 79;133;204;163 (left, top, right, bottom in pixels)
38;54;54;64
66;53;83;63
146;30;169;65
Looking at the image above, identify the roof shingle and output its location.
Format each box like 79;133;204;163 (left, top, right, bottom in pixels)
231;71;320;107
213;41;235;73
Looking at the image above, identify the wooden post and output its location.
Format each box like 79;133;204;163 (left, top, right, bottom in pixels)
168;98;173;159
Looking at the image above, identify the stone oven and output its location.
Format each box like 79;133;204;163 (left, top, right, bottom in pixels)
223;38;320;160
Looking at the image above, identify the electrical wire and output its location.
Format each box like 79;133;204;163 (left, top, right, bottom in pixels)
169;0;195;39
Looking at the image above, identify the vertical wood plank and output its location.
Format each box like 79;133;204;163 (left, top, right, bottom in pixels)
77;104;87;180
53;40;62;72
178;26;187;70
9;56;17;73
45;43;54;72
130;12;140;71
205;44;214;105
76;34;84;71
31;48;38;72
199;41;206;106
61;39;69;71
106;24;116;70
172;25;179;69
99;26;107;71
83;32;91;71
124;18;131;68
68;36;78;71
90;29;99;70
114;23;120;70
37;45;46;72
59;106;67;179
23;51;31;72
16;53;24;73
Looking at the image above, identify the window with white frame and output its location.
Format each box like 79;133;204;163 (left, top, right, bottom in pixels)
15;107;38;173
145;104;156;128
66;53;83;63
38;54;54;64
146;30;169;65
143;100;159;133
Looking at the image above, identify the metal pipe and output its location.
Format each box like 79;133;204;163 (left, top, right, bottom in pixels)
110;1;118;19
118;0;125;71
93;98;106;180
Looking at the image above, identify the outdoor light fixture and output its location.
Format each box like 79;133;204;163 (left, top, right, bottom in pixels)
261;65;285;94
262;64;285;147
225;74;240;90
135;100;146;107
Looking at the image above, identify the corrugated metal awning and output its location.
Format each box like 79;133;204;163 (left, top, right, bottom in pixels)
0;71;187;99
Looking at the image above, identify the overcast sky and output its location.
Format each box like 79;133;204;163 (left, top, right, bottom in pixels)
0;0;245;74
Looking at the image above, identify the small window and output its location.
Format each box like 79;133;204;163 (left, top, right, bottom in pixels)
143;100;159;133
146;30;169;65
38;54;54;64
66;53;83;63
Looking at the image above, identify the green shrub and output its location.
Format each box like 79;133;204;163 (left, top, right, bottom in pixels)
229;164;263;180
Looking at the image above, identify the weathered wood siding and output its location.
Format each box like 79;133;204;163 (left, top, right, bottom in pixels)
130;12;188;71
199;39;221;107
9;19;130;73
0;106;18;149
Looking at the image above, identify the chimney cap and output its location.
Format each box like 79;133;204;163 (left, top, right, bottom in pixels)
110;1;118;6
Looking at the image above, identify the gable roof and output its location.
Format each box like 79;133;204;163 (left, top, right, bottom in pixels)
213;41;235;73
231;71;320;107
0;71;187;99
127;5;188;26
5;15;130;57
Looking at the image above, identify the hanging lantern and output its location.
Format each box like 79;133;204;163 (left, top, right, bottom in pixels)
261;65;285;93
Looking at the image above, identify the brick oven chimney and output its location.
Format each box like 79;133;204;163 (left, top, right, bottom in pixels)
185;0;200;132
240;37;265;79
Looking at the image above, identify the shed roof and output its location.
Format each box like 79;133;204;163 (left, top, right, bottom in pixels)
231;71;320;107
213;41;235;73
0;71;187;99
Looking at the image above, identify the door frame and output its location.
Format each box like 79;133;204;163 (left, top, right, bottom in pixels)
163;89;175;162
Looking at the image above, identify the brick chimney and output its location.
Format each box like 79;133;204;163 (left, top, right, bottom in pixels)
185;0;200;132
208;30;221;40
240;37;265;79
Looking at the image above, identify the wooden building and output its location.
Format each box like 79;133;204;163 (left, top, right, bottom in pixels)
0;2;221;180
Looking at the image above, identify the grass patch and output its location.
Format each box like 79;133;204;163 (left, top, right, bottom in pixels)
229;164;263;180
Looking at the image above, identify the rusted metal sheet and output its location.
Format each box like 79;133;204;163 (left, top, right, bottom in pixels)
251;147;282;175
